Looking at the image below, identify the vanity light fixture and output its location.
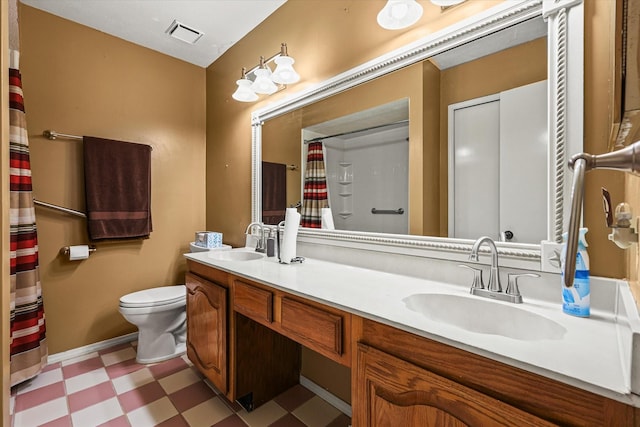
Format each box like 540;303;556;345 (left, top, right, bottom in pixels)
251;57;279;95
232;43;300;102
232;68;259;102
271;43;300;85
377;0;423;30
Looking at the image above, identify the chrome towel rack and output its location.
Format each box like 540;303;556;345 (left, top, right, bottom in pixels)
42;129;153;150
371;208;404;215
33;199;86;218
43;130;82;140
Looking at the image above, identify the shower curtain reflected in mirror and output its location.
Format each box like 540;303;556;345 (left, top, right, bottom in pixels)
9;52;47;386
301;141;329;228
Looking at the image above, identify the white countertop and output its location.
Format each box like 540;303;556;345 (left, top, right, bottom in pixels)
185;249;640;406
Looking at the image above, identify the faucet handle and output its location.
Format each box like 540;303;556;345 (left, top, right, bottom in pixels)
506;273;540;299
458;264;484;290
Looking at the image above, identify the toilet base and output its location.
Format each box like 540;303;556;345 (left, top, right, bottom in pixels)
135;319;187;364
136;341;186;364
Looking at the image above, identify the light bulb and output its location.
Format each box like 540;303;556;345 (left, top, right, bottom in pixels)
271;56;300;85
251;68;278;95
232;78;258;102
377;0;423;30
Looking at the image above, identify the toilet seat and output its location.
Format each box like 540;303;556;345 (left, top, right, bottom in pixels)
119;285;186;309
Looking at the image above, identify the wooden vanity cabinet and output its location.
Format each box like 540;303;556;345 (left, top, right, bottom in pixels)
185;272;228;394
356;343;555;426
232;277;351;367
186;262;301;410
355;318;639;426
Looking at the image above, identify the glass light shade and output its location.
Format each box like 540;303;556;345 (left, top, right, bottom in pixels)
232;78;258;102
377;0;423;30
271;56;300;84
251;68;278;95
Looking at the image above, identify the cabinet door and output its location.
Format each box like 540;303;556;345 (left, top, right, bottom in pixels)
355;343;555;427
185;273;227;394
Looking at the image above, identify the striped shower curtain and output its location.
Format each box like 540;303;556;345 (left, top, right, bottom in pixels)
9;65;47;386
300;141;329;228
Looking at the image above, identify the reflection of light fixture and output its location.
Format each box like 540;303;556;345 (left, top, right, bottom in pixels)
232;68;259;102
377;0;423;30
430;0;465;6
232;43;300;102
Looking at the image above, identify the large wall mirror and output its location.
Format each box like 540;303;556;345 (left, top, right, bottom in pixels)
252;0;584;270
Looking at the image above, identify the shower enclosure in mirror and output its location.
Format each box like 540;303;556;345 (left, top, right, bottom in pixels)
251;0;584;269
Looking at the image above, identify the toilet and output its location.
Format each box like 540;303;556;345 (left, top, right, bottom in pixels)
118;285;187;364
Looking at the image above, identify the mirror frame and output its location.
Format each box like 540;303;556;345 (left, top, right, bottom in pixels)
251;0;584;271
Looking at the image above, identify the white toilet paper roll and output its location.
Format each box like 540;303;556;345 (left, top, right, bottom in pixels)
321;208;335;230
280;208;301;264
68;245;90;261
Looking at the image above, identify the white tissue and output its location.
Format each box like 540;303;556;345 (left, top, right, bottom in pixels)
321;208;335;230
280;208;301;264
68;245;89;261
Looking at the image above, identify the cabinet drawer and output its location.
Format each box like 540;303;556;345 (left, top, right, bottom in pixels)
281;297;342;357
233;280;273;324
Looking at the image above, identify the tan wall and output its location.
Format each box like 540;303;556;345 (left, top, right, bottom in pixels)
584;0;626;279
423;60;441;236
262;109;303;209
19;5;206;354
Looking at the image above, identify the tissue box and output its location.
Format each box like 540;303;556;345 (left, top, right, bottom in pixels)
194;231;223;248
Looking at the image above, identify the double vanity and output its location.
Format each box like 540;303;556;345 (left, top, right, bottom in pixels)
184;245;640;426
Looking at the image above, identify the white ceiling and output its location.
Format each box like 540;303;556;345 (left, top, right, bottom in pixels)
20;0;287;68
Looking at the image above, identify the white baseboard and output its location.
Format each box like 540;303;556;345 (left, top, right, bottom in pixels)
47;332;138;364
299;375;352;417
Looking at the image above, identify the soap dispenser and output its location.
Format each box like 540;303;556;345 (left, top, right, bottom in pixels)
266;228;276;257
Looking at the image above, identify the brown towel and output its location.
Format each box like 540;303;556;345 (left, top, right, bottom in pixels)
83;136;152;241
262;161;286;225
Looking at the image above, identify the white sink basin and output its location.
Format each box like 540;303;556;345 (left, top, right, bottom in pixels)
207;249;265;262
403;293;566;341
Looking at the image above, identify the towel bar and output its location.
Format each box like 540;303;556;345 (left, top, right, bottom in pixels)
43;130;83;140
34;199;86;218
43;130;153;149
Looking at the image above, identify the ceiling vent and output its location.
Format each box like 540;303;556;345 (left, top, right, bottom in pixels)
166;20;204;45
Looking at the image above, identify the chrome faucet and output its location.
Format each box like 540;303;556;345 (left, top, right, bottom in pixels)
245;222;266;253
460;236;538;304
469;236;501;292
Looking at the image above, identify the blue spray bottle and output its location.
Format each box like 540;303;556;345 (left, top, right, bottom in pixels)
560;227;590;317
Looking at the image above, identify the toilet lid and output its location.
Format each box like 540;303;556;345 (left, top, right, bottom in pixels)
120;285;186;308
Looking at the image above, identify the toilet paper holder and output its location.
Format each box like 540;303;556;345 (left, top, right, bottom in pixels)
60;245;97;258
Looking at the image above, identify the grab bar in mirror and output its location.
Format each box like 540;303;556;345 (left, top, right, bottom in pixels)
371;208;404;215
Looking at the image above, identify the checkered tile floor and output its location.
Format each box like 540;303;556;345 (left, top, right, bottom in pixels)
10;341;351;427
